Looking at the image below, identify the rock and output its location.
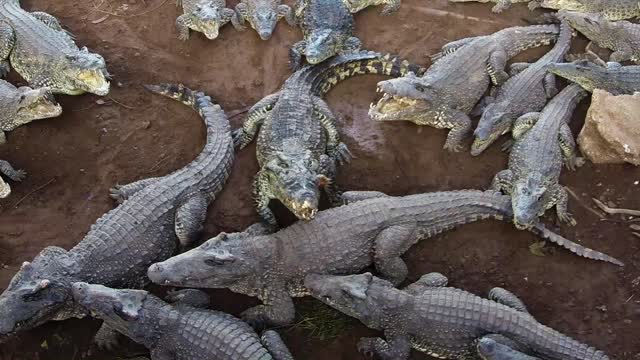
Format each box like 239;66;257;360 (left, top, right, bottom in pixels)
578;90;640;165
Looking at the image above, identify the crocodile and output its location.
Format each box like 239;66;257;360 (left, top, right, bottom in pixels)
0;79;62;144
72;283;294;360
232;51;423;226
305;272;611;360
529;0;640;21
230;0;295;40
492;84;587;230
342;0;402;15
176;0;235;41
0;159;26;198
147;190;622;327
0;84;234;339
447;0;532;13
547;60;640;95
0;0;110;95
471;19;572;156
369;25;559;152
560;10;640;64
289;0;360;70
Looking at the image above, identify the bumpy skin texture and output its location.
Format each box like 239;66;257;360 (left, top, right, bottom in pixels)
447;0;531;13
233;51;424;226
289;0;360;69
0;79;62;144
0;84;234;339
369;25;559;152
176;0;235;41
471;20;572;156
0;159;26;198
71;283;294;360
531;0;640;20
342;0;402;15
547;60;640;95
0;0;110;95
561;10;640;64
305;273;611;360
231;0;294;40
492;84;587;230
147;190;621;328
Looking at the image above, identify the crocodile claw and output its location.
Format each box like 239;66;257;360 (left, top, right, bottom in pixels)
356;337;378;358
9;169;27;182
443;142;464;153
559;212;577;226
109;185;127;203
333;142;353;166
0;61;9;78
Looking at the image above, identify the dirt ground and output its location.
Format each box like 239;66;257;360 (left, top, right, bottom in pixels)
0;0;638;358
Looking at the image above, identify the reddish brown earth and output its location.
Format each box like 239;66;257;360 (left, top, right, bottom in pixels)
0;0;639;359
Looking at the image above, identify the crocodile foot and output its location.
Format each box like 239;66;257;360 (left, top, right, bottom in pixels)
558;212;577;227
109;185;127;203
333;143;353;166
443;141;464;153
381;0;401;15
8;169;27;182
357;337;379;358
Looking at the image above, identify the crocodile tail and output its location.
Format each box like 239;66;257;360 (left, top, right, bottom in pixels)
531;223;623;266
144;83;201;110
311;51;427;96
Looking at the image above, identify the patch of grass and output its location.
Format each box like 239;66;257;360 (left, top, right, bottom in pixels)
286;299;357;341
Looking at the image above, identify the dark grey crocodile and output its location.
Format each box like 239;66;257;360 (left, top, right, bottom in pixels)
0;0;110;95
176;0;235;41
529;0;640;21
232;51;423;226
492;84;587;230
0;159;26;198
147;190;621;327
289;0;360;70
72;283;294;360
471;19;572;156
231;0;294;40
560;10;640;64
0;79;61;144
305;272;611;360
0;84;234;339
369;25;559;152
547;60;640;95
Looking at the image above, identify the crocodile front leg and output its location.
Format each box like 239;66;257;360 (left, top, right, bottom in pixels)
312;97;352;165
0;160;26;182
175;14;192;41
403;272;448;295
488;49;509;85
277;4;296;26
233;93;279;149
610;49;633;63
289;41;307;71
0;23;15;78
558;123;582;171
174;193;208;249
241;284;295;326
109;177;161;203
491;169;514;194
511;112;540;140
254;169;278;226
373;224;419;285
231;3;248;30
261;330;295;360
357;335;411;360
488;287;529;313
442;109;472;153
221;8;236;25
545;183;576;226
477;337;541;360
431;36;483;62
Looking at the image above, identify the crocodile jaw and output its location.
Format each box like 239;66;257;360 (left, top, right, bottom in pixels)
369;92;429;122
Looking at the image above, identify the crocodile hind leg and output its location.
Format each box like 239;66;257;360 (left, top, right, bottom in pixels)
492;0;513;12
0;23;15;78
610;49;633;63
491;169;514;194
289;40;307;71
340;190;389;205
319;154;342;206
357;334;411;360
511;112;540;140
545;184;576;226
558;123;583;171
403;272;448;295
165;289;210;308
442;109;472;153
261;330;295;360
233;93;280;149
430;36;483;62
254;169;278;227
342;36;362;54
241;283;295;326
487;49;509;85
109;177;161;203
313;97;352;165
488;287;529;313
174;193;209;249
373;224;419;285
175;14;192;41
477;337;540;360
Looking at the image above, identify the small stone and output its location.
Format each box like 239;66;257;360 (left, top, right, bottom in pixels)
96;99;106;105
596;305;607;312
635;181;639;185
624;319;632;324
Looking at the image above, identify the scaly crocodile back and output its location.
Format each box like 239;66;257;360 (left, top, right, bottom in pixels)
497;24;560;58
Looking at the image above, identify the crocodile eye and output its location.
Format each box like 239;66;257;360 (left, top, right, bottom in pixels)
204;258;225;266
414;84;425;92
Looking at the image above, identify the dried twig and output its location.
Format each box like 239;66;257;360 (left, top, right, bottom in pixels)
13;178;56;208
592;198;640;216
227;106;251;119
108;96;136;110
93;0;168;18
564;187;603;218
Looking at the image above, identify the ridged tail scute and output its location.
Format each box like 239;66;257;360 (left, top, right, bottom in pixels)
311;51;427;96
532;223;624;266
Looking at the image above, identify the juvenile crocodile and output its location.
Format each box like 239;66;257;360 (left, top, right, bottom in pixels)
529;0;640;21
342;0;401;15
548;60;640;95
447;0;532;13
148;190;621;327
0;84;234;339
369;25;559;152
492;84;587;230
231;0;294;40
233;51;423;226
0;80;62;144
471;19;572;156
72;283;294;360
0;0;110;95
305;272;611;360
0;159;26;198
176;0;235;41
289;0;360;70
560;10;640;64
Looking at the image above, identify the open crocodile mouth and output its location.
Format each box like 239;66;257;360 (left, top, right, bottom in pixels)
470;130;505;156
77;70;111;96
369;90;427;121
288;200;318;221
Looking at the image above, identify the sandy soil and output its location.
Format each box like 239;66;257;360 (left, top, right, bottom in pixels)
0;0;638;359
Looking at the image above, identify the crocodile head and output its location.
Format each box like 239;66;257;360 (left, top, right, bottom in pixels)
511;172;547;230
369;73;434;124
4;87;62;129
0;247;73;339
305;273;393;330
71;283;148;339
54;49;110;96
305;29;343;64
559;10;612;39
263;150;326;221
471;102;511;156
539;0;587;11
148;231;266;289
245;3;280;40
187;0;228;40
546;60;600;93
477;338;539;360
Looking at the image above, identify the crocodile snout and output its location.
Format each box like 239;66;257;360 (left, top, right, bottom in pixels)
71;282;89;302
